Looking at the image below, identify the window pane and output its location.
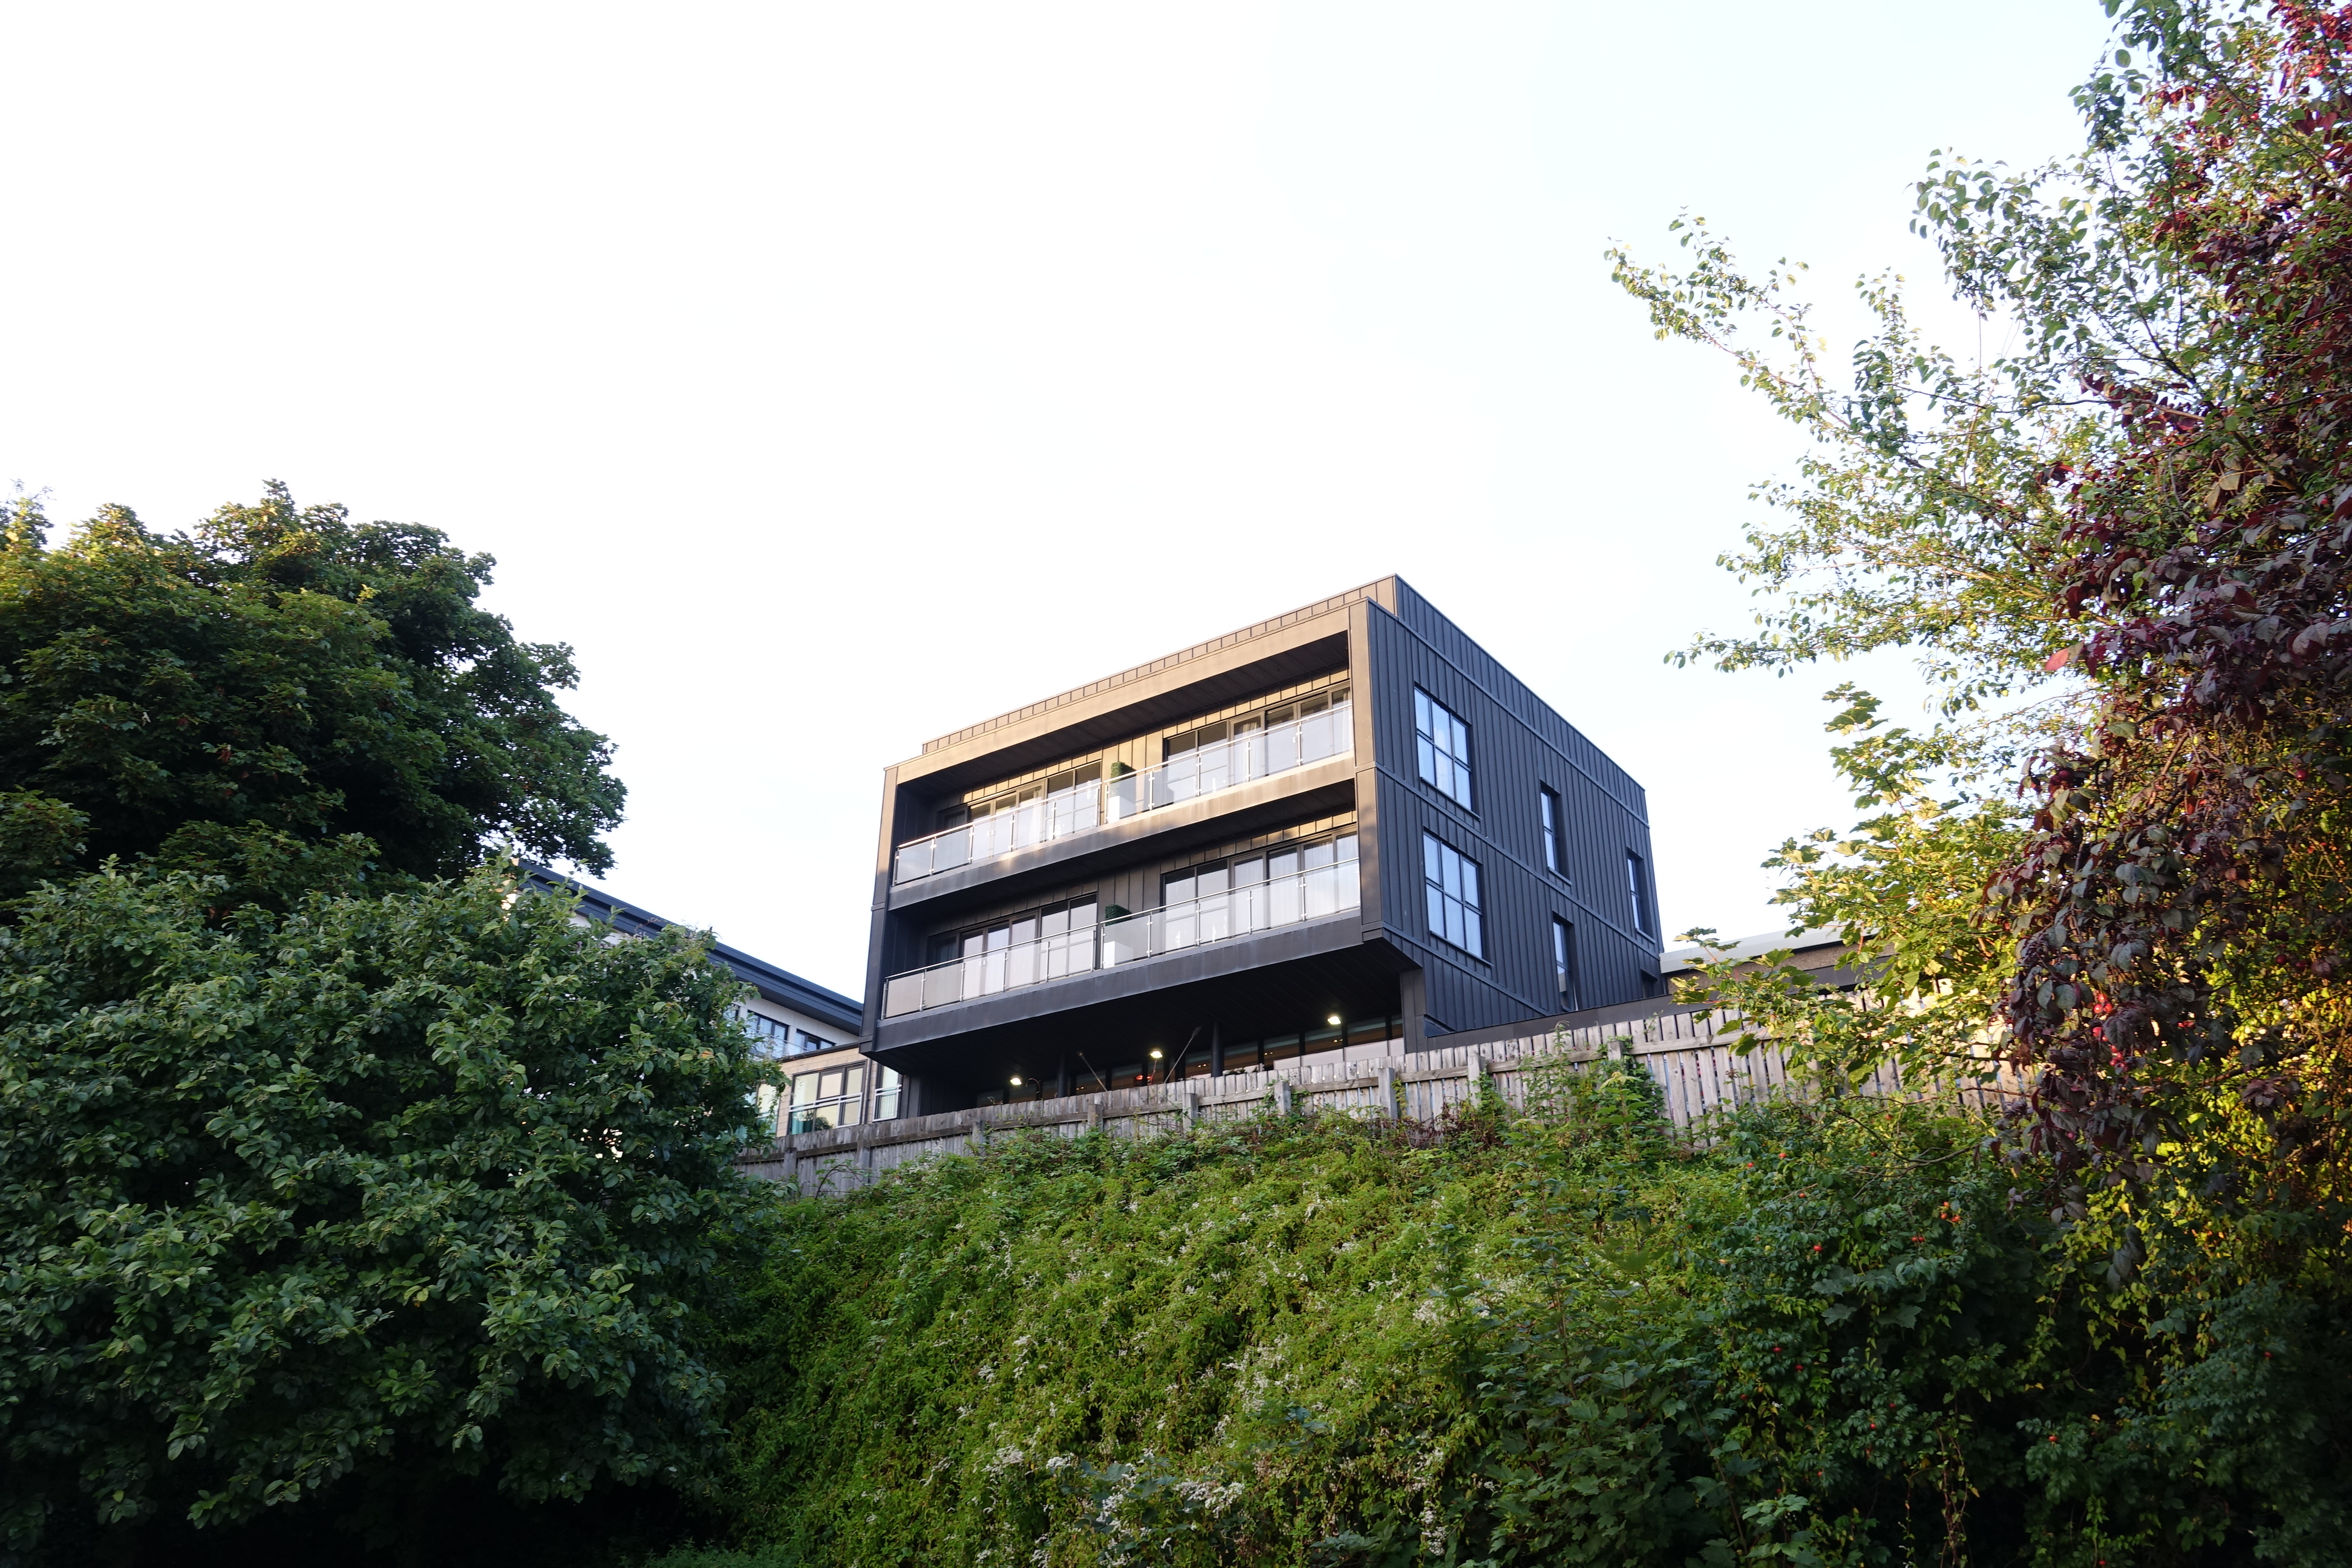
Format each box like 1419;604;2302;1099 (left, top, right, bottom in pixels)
1417;736;1436;784
1414;689;1431;734
1426;885;1446;934
1442;849;1462;900
1336;834;1357;860
1446;900;1466;949
1422;835;1440;883
1460;860;1480;910
1463;908;1483;956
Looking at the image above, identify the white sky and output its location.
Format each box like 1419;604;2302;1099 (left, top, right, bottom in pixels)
0;2;2115;999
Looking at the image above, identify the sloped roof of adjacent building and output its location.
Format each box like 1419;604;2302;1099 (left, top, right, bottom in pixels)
521;864;864;1036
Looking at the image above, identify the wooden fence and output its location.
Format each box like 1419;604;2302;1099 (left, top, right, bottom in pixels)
739;1007;2024;1197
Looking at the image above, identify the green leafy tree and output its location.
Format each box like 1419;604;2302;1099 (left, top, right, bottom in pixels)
0;482;623;905
1616;0;2352;1203
0;863;768;1562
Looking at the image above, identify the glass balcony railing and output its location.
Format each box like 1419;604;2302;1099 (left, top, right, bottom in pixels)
881;852;1361;1019
892;702;1353;884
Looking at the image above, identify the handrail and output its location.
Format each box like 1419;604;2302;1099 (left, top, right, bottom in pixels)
892;702;1353;884
881;855;1361;1018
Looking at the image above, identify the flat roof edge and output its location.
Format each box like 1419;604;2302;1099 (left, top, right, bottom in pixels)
912;577;1394;759
519;864;864;1033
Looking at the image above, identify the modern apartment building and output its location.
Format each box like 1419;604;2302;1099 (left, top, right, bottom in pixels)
858;577;1662;1117
522;866;885;1134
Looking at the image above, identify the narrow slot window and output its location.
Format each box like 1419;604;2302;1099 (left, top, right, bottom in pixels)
1552;917;1579;1011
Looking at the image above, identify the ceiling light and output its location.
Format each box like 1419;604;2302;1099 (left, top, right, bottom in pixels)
1327;1013;1343;1027
1148;1048;1163;1060
1009;1075;1022;1086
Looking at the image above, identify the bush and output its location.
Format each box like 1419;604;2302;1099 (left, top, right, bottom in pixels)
0;864;771;1564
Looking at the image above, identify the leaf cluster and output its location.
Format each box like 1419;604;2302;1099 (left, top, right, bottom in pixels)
0;482;624;908
0;863;770;1563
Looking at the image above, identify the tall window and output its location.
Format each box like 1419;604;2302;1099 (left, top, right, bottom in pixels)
1552;917;1579;1011
1414;689;1474;809
873;1066;903;1120
1539;786;1564;874
1422;832;1484;958
1626;851;1653;934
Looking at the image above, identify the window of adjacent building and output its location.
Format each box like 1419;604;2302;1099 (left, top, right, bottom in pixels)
1626;850;1653;934
1414;689;1474;809
873;1066;902;1120
1540;786;1564;874
796;1029;834;1055
730;1006;794;1060
787;1063;866;1134
1422;832;1484;958
1552;917;1579;1011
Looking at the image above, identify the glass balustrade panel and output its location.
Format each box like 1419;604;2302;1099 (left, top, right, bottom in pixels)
889;704;1353;883
887;854;1358;1004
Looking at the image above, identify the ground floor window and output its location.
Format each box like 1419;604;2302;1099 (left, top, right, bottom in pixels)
787;1063;866;1133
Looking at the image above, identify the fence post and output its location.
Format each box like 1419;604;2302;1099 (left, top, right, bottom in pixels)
1377;1062;1397;1119
969;1118;989;1155
1468;1051;1486;1099
1275;1078;1294;1117
1184;1089;1200;1129
1087;1101;1104;1134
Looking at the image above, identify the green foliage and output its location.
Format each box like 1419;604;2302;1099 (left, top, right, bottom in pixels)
655;1067;2352;1567
1674;688;2024;1093
0;482;623;904
0;863;770;1562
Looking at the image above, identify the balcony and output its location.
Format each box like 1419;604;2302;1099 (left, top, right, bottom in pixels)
892;701;1354;885
882;847;1362;1019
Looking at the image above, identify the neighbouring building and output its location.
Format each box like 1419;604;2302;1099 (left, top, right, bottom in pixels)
523;866;882;1135
857;577;1663;1117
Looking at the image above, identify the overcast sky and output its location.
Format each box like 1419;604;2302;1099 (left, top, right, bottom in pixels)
1;2;2117;999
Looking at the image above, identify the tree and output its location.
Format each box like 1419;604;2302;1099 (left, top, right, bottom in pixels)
1618;0;2352;1210
0;482;624;906
0;863;767;1562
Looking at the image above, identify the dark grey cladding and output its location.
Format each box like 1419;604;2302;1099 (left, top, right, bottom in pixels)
855;577;1659;1115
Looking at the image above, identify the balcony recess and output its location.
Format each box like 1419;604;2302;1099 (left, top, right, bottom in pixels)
883;844;1361;1019
892;702;1353;885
